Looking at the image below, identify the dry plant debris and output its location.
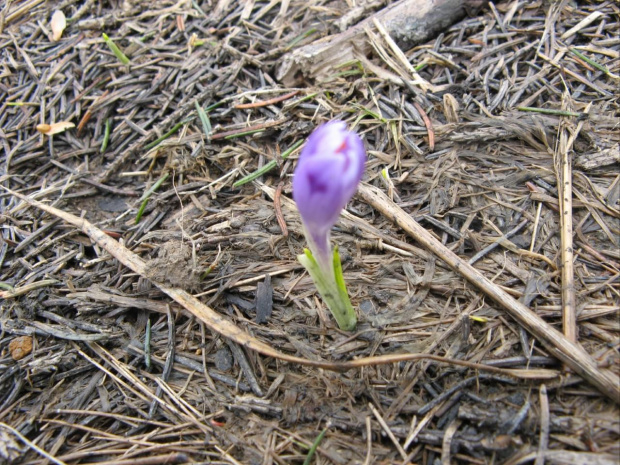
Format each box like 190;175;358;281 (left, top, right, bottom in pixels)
50;10;67;42
0;0;619;464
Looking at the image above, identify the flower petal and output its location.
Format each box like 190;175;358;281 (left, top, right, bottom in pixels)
293;120;366;238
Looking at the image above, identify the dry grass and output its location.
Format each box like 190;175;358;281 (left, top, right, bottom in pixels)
0;0;618;463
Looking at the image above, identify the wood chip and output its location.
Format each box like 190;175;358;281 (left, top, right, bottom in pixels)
36;122;75;135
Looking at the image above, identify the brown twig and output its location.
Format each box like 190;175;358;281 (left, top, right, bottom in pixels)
77;90;109;135
76;109;92;135
81;453;188;465
535;384;550;465
413;101;435;152
274;181;288;237
50;159;138;196
441;419;462;465
209;119;287;140
369;402;408;460
234;90;299;109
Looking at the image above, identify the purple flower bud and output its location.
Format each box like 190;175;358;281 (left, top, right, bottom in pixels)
293;121;366;268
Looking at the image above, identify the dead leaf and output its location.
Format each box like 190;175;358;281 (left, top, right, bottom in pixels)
51;10;66;41
9;336;33;361
36;122;75;135
443;93;460;123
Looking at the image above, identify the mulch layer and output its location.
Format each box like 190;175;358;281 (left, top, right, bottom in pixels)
0;0;619;464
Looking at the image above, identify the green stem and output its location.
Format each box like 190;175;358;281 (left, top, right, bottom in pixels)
303;425;329;465
298;247;357;331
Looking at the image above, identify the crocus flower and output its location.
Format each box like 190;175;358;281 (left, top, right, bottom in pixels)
293;121;366;270
293;121;366;330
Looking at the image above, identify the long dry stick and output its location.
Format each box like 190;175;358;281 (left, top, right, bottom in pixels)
557;123;576;343
2;186;553;382
535;384;550;465
356;182;620;403
555;100;590;342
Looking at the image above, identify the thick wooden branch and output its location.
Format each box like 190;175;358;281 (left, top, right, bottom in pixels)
277;0;466;86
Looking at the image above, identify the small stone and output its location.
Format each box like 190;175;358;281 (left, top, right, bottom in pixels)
214;347;233;372
9;336;33;360
359;300;375;314
229;215;246;228
255;274;273;324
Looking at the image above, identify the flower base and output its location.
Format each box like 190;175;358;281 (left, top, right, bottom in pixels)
297;246;357;331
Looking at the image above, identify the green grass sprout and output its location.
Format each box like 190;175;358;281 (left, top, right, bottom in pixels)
100;118;111;153
139;31;156;43
286;28;317;50
135;172;170;224
205;100;226;112
224;128;265;140
102;33;131;65
195;102;212;140
517;106;585;118
191;0;207;17
302;425;330;465
233;139;304;188
570;48;612;75
284;92;318;109
351;104;387;123
144;120;188;151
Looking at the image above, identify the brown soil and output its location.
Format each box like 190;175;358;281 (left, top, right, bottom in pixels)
0;0;618;464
